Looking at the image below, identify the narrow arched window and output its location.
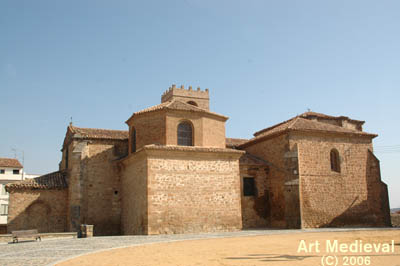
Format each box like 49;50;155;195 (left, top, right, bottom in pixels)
330;149;340;172
177;122;193;146
131;128;136;153
187;101;198;107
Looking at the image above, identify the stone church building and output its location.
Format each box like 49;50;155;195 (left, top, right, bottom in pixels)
6;86;391;235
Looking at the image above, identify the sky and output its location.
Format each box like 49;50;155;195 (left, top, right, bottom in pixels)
1;1;399;207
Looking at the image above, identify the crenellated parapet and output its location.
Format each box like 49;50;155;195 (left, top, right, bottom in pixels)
161;84;210;110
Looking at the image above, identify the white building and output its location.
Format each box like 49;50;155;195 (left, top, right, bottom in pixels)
0;158;39;227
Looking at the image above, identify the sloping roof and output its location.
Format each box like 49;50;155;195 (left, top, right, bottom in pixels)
226;138;248;148
254;112;365;137
300;111;365;124
6;171;68;191
240;116;377;148
126;99;228;123
69;125;128;140
240;153;269;166
0;158;23;168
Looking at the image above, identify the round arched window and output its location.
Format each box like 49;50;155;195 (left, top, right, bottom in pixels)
177;122;193;146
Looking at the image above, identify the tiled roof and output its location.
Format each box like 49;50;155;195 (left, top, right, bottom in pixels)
240;116;376;148
70;126;128;140
126;99;228;123
300;111;365;124
254;112;364;137
240;153;269;166
226;138;248;148
289;117;372;135
0;158;23;168
6;171;68;191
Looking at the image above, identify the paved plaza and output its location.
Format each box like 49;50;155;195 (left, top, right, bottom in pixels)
0;228;398;266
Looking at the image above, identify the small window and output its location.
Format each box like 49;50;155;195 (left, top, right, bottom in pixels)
243;177;256;196
177;122;193;146
0;204;8;216
330;149;340;173
0;169;4;174
187;101;198;107
13;169;20;175
131;128;136;153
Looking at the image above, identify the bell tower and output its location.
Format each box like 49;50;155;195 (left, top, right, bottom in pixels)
161;84;210;110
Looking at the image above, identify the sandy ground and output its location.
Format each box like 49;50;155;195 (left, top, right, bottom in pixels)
59;230;400;266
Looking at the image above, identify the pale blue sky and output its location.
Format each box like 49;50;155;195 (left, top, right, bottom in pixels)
1;1;399;207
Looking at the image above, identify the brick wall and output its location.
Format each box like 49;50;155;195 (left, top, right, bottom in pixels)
165;110;226;148
129;112;166;153
166;111;203;146
202;116;226;148
161;87;210;110
7;189;68;233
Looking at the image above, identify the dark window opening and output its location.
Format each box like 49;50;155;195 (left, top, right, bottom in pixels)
114;190;118;195
131;128;136;153
177;122;193;146
243;177;256;196
330;149;340;173
13;169;20;175
65;148;69;169
187;101;198;107
0;169;4;174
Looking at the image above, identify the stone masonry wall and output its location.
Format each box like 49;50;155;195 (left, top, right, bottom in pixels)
146;147;243;234
62;139;127;235
83;140;126;236
292;132;383;228
120;151;148;235
244;135;290;228
240;165;269;228
366;150;391;226
7;189;68;233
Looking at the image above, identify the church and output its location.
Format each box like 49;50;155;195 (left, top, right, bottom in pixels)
6;85;391;235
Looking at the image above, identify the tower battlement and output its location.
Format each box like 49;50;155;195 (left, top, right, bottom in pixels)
161;84;210;110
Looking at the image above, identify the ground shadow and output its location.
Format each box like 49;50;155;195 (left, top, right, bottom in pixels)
225;253;316;262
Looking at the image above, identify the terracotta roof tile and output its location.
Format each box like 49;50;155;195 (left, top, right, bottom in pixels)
70;126;128;140
300;111;365;124
240;117;376;148
240;153;269;166
6;171;68;191
126;99;228;123
254;112;365;137
0;158;23;168
226;138;248;148
289;117;373;136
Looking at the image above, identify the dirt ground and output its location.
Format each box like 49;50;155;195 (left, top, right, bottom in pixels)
59;230;400;266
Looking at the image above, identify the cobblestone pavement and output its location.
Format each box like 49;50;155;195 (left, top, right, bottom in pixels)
0;228;397;266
